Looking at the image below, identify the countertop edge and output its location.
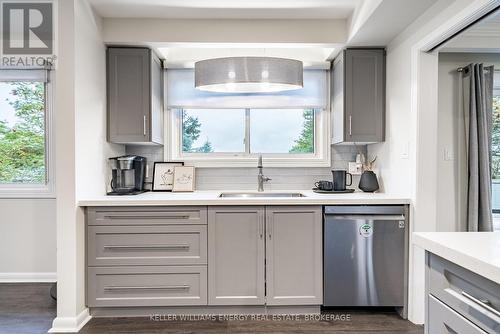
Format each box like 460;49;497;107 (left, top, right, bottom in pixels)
413;232;500;284
77;198;411;207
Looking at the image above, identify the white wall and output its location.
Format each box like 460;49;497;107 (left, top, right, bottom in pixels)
52;0;124;331
74;0;124;198
367;0;498;325
0;199;56;281
437;53;500;232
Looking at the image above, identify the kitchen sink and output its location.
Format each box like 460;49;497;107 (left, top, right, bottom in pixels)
219;192;306;198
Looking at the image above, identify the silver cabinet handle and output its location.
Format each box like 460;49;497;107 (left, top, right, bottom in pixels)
328;215;405;221
104;285;189;291
143;115;147;136
103;215;190;220
103;244;189;251
349;115;352;136
461;291;500;318
258;218;263;239
268;220;272;240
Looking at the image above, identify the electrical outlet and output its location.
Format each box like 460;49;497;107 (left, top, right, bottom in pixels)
401;142;409;159
348;162;363;175
444;148;454;161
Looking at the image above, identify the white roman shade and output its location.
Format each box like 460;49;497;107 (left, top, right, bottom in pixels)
0;67;49;82
167;69;327;109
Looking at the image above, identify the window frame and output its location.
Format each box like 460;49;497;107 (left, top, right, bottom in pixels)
0;70;55;198
166;106;330;168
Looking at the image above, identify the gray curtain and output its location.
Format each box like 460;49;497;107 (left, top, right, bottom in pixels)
462;63;494;232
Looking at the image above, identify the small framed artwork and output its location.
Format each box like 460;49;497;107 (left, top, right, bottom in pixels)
172;166;196;192
152;162;184;191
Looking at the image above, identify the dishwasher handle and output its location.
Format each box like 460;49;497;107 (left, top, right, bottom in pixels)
325;214;405;221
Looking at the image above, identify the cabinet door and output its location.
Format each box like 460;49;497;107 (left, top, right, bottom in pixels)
331;54;345;144
150;54;164;144
344;49;385;143
265;206;322;305
107;48;150;143
427;295;487;334
208;206;265;305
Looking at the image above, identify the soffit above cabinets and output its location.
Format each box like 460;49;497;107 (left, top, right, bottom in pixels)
159;46;337;69
95;0;440;57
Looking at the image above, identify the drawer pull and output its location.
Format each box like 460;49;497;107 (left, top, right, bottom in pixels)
103;244;190;251
104;215;190;220
104;285;190;291
461;291;500;318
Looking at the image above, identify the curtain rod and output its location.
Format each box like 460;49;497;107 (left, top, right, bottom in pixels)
457;66;496;73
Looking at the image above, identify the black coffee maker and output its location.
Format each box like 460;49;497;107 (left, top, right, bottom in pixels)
107;155;147;195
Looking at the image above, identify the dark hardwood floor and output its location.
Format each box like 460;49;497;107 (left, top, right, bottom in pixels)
0;283;423;334
0;283;56;334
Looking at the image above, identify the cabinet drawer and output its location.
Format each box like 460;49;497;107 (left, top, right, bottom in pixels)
87;207;207;225
87;225;207;266
87;266;207;307
428;295;486;334
429;254;500;333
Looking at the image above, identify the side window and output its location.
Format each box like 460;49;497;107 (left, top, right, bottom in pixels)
0;69;53;197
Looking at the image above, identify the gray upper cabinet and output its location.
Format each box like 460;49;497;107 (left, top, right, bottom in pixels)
331;48;385;144
107;47;163;145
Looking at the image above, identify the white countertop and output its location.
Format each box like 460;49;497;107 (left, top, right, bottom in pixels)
413;232;500;284
78;190;410;206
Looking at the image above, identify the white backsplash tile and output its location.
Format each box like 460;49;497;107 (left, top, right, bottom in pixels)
125;145;366;190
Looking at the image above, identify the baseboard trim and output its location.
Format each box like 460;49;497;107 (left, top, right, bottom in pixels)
0;272;57;282
90;305;321;317
49;308;92;333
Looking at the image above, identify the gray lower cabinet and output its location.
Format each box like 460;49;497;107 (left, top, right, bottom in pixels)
265;206;323;305
331;48;385;144
107;47;163;145
86;206;208;308
86;205;323;310
87;224;207;266
208;206;266;305
426;253;500;334
207;206;322;306
87;206;207;226
428;295;487;333
87;266;207;307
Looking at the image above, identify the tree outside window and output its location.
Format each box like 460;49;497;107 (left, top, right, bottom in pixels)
0;82;46;184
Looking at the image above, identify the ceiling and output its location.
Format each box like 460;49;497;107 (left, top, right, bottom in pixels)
92;0;440;67
88;0;359;19
461;9;500;37
441;9;500;52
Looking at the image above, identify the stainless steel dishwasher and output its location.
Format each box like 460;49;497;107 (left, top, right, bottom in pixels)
323;205;408;313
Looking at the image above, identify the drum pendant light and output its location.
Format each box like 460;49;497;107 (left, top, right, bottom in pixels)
195;57;303;93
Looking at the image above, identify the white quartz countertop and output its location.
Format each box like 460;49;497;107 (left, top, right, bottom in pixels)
78;190;410;206
413;232;500;284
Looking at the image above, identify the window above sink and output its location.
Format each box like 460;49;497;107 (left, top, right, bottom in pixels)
165;69;330;168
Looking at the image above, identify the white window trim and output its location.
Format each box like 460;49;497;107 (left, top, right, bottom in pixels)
0;76;55;198
165;107;331;168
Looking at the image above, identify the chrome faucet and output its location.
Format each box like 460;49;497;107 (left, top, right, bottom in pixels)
257;154;271;192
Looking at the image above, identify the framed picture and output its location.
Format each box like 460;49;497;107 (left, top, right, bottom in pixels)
152;162;184;191
172;166;195;192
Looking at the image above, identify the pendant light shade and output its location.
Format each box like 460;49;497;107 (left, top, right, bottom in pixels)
195;57;303;93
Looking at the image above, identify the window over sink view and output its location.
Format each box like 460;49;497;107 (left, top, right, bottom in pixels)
167;69;329;167
180;108;315;154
